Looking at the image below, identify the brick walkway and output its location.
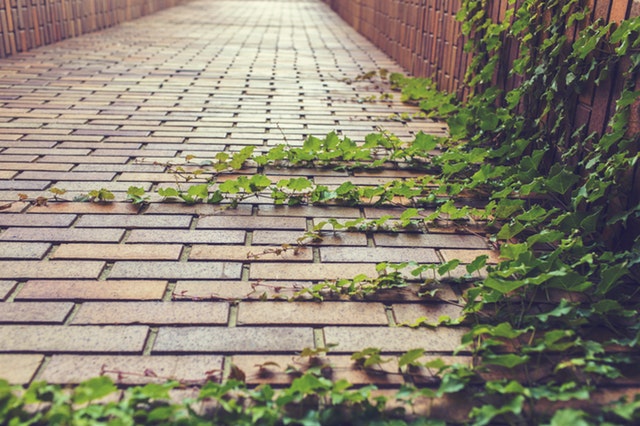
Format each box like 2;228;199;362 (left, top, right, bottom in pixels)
0;0;492;404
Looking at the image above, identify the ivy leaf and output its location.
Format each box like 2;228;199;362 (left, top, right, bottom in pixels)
483;353;529;368
545;165;580;195
398;349;425;367
73;376;117;405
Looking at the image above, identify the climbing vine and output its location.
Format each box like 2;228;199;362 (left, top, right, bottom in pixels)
4;0;640;424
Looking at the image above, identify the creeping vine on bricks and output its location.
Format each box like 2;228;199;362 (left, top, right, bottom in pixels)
4;0;640;424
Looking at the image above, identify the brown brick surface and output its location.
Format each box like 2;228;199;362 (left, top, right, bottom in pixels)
0;281;16;300
75;215;192;229
153;327;315;353
251;230;367;246
172;280;312;301
72;302;229;325
0;354;44;384
320;246;439;263
237;302;388;325
0;261;105;279
374;233;488;249
16;280;168;300
126;229;245;244
197;216;307;230
0;214;76;227
40;355;224;385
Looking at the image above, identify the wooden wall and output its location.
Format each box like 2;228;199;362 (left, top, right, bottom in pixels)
0;0;188;59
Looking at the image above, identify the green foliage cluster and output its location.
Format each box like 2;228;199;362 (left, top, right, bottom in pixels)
5;0;640;424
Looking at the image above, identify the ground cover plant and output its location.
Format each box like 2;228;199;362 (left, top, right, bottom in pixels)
3;0;640;424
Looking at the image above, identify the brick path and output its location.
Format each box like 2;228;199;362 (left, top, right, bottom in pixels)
0;0;491;403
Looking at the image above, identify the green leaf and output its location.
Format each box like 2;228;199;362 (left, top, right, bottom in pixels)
483;353;529;368
545;165;580;195
73;376;117;405
398;349;425;367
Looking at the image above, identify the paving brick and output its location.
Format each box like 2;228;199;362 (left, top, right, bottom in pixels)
127;229;245;244
28;202;141;214
0;325;148;352
0;281;16;300
251;230;367;246
250;263;378;280
16;171;116;181
190;245;313;262
0;261;105;279
153;326;314;353
373;232;488;249
320;247;439;263
0;227;125;243
0;302;74;323
0;354;44;384
16;280;168;301
40;355;224;385
72;301;229;325
237;302;388;325
0;171;17;179
144;203;252;216
197;216;307;231
75;214;192;228
109;261;243;280
0;213;76;227
256;205;360;218
323;326;468;352
0;162;73;171
0;242;51;259
52;244;183;260
392;303;465;326
440;249;501;264
173;280;312;301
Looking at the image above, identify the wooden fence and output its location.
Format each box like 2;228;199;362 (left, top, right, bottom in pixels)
0;0;187;59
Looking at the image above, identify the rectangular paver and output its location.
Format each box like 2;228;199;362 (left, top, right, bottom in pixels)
126;229;245;244
75;214;192;228
0;325;148;352
0;354;44;384
0;228;125;243
237;302;388;325
0;261;105;279
0;302;74;323
16;280;168;300
250;263;378;280
153;326;315;353
0;242;51;259
323;326;468;352
72;302;229;325
40;355;224;384
108;261;243;280
51;244;183;260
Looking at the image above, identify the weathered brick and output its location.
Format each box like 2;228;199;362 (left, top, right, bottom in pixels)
173;280;311;301
237;302;388;325
250;263;378;280
197;216;306;230
126;229;245;244
440;249;501;264
28;202;140;214
374;232;488;248
0;228;125;242
16;171;116;181
0;213;76;227
0;281;16;300
0;302;74;323
109;261;243;280
75;214;192;228
144;203;252;216
0;162;73;171
323;326;468;352
0;325;148;352
16;280;167;300
153;326;315;353
320;247;439;263
0;354;44;384
0;171;17;179
190;245;312;262
52;244;183;260
256;205;360;218
392;303;465;326
251;230;367;246
0;242;51;259
0;261;105;279
72;301;229;325
40;355;224;385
